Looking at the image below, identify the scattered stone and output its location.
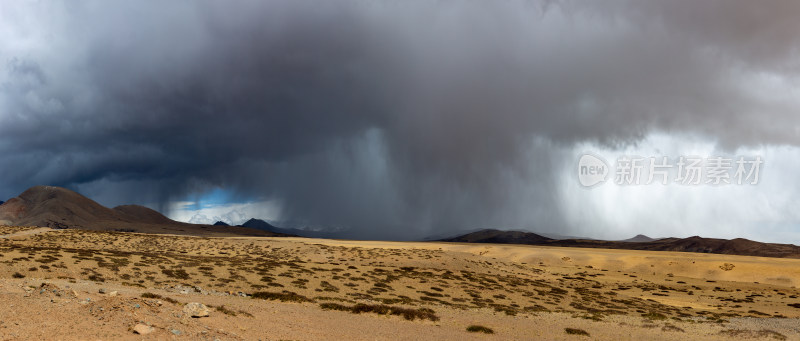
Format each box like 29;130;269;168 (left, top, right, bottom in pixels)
132;324;154;335
183;302;210;318
171;329;182;335
109;291;118;297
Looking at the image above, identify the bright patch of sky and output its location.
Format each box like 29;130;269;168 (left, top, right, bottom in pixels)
558;132;800;243
166;188;282;225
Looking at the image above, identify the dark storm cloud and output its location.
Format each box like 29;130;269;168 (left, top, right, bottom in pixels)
1;1;799;239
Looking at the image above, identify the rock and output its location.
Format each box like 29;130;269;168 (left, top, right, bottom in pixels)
171;329;182;335
183;302;210;318
109;291;118;297
98;288;106;294
133;324;154;335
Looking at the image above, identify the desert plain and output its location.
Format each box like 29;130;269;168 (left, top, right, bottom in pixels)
1;225;799;340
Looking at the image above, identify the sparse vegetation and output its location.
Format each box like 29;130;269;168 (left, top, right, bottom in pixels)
719;329;786;340
215;305;238;316
161;269;190;280
642;311;667;320
252;291;312;303
466;325;494;334
319;303;439;321
140;292;178;304
565;328;590;336
0;220;798;339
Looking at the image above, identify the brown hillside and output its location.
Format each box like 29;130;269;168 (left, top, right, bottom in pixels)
112;204;175;225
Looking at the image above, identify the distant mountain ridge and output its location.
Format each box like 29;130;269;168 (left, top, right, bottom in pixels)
443;229;552;244
441;229;800;258
0;186;288;237
620;234;656;242
238;218;342;239
423;228;594;242
240;218;281;232
237;218;305;236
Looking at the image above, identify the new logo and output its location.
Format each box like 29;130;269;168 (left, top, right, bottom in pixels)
577;153;609;187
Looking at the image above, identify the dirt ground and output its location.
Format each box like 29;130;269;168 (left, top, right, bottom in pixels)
1;226;799;340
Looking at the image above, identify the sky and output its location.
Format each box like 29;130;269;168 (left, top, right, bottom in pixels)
1;1;800;242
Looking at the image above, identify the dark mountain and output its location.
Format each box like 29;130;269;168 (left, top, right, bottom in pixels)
535;232;596;240
213;221;229;226
240;218;306;236
240;218;280;232
421;227;488;241
442;229;552;244
0;186;289;237
238;218;344;239
620;234;656;242
424;228;592;241
440;229;800;259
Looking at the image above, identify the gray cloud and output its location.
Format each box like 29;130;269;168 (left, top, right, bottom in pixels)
1;1;799;239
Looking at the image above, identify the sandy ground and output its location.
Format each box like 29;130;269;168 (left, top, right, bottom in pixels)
1;226;799;340
0;227;53;239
